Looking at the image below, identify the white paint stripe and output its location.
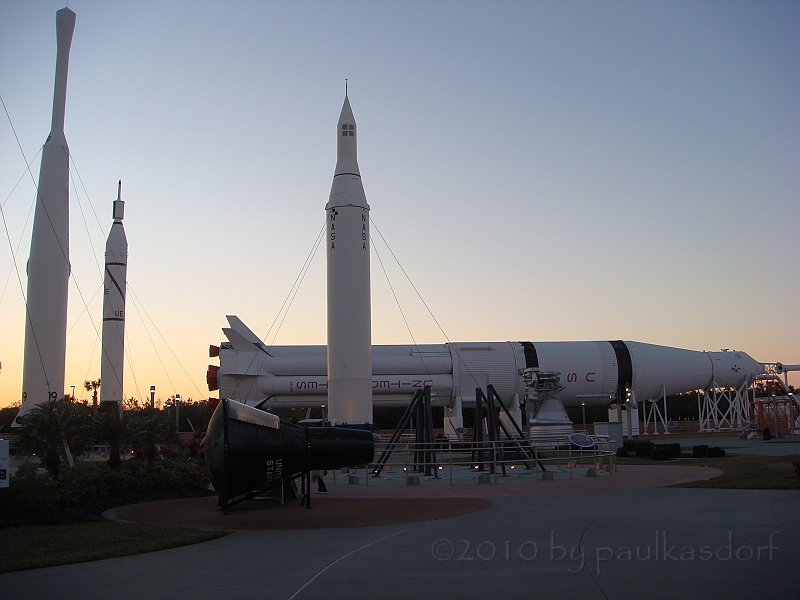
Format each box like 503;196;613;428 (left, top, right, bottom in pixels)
287;529;409;600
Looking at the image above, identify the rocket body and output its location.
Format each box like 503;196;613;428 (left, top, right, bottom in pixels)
326;96;372;426
99;185;127;411
210;317;765;411
18;8;76;421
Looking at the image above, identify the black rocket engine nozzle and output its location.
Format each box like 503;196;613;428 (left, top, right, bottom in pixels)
204;399;374;503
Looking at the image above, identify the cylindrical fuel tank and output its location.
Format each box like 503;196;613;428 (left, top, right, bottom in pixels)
213;320;766;410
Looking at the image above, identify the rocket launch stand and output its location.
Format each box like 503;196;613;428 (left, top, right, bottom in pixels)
643;385;670;434
471;385;534;474
698;379;751;432
372;386;438;478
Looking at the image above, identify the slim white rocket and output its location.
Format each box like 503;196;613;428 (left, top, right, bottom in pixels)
326;95;373;426
99;182;127;412
18;8;76;422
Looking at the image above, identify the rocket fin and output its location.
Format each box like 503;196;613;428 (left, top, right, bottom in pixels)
223;328;261;354
226;315;262;344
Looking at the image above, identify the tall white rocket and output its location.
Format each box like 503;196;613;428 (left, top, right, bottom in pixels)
99;182;127;412
326;95;373;426
18;8;76;422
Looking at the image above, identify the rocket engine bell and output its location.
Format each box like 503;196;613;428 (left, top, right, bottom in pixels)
204;399;374;507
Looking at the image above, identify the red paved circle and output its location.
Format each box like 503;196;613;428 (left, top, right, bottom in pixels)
112;465;721;531
114;496;492;530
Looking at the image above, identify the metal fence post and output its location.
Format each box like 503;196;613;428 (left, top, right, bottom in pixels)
449;441;453;486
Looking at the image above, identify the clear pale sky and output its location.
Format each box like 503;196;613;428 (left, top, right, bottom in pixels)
1;1;798;408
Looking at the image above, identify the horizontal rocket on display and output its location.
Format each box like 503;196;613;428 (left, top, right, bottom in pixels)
208;315;765;409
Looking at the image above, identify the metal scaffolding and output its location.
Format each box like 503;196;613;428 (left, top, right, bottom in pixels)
698;379;751;432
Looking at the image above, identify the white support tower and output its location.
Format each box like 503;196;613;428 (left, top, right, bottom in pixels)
698;378;751;432
325;94;373;427
643;384;669;434
17;8;76;423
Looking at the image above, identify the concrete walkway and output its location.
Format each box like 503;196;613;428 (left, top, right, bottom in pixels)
669;436;800;456
2;464;798;599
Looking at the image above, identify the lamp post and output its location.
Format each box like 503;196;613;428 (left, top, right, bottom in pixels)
772;393;779;438
625;388;634;441
581;402;586;432
175;394;181;430
70;385;75;399
149;385;155;409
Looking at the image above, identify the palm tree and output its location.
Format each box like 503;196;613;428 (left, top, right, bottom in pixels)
127;408;180;467
17;396;93;478
84;379;101;410
94;410;127;470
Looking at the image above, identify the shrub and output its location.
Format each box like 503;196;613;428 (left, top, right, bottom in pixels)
623;439;655;457
793;461;800;478
649;445;672;461
0;458;211;527
187;430;205;460
0;468;58;526
616;447;629;458
0;405;20;431
706;447;726;458
693;445;709;458
666;443;682;458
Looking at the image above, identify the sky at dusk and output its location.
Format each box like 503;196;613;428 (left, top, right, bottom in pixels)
1;1;798;407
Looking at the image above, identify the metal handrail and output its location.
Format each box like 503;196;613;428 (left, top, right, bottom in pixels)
363;434;617;485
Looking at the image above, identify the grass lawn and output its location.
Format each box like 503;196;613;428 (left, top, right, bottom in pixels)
0;522;229;574
616;453;800;490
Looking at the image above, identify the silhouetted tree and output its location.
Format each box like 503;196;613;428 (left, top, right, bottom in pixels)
127;408;180;467
94;409;128;470
84;379;101;410
17;397;93;478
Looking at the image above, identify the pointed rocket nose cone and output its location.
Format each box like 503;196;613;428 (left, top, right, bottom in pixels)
335;94;359;176
328;93;368;210
56;7;76;35
338;95;355;126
